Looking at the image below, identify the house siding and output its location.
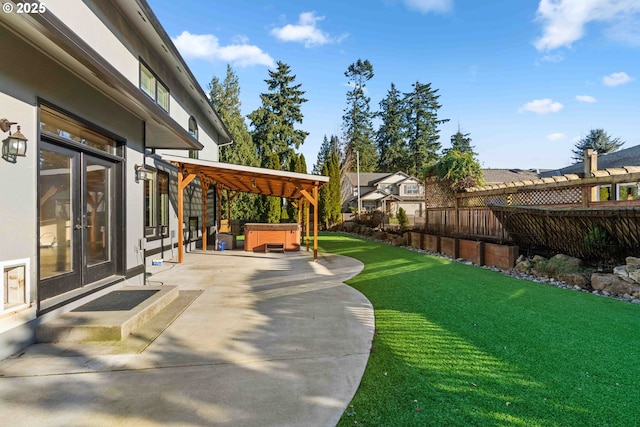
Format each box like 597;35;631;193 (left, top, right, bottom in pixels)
0;1;225;359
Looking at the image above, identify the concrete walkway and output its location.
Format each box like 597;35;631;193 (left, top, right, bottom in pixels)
0;250;373;427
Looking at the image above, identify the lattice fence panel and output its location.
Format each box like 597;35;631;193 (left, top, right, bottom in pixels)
510;187;582;206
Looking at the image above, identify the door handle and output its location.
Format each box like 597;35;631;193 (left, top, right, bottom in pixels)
74;224;83;230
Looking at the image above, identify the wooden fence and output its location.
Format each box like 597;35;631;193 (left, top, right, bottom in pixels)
423;169;640;263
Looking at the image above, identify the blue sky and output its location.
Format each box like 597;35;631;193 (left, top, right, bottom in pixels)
147;0;640;171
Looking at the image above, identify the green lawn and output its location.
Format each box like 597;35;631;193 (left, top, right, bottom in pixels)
318;233;640;427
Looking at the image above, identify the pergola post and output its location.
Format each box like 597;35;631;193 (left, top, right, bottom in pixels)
300;185;320;260
313;185;319;260
201;179;210;251
177;166;197;263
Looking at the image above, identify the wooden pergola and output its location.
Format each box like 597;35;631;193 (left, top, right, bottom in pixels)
160;154;329;262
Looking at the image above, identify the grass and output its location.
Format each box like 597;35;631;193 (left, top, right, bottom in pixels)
318;233;640;427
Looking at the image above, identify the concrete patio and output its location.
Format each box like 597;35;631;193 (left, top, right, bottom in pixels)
0;249;374;427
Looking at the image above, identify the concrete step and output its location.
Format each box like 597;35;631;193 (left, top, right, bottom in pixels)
36;286;179;343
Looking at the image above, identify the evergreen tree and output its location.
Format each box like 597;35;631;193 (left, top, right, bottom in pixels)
326;151;342;226
313;134;340;175
260;153;282;223
318;150;342;228
286;153;308;221
248;61;308;169
318;162;331;228
342;59;378;172
208;64;260;221
403;81;449;177
377;83;408;172
446;125;476;156
571;128;625;162
427;149;483;193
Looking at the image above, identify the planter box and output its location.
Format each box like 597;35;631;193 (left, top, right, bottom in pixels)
410;232;423;249
458;239;484;265
484;243;519;269
422;234;440;253
440;237;458;258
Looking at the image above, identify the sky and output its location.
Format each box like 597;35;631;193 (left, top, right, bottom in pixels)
147;0;640;171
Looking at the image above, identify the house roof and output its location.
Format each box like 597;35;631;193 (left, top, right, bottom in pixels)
1;0;231;150
345;172;391;187
482;169;540;184
345;171;421;187
539;144;640;177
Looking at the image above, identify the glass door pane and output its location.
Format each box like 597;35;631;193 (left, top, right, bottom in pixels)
85;160;110;266
39;148;74;279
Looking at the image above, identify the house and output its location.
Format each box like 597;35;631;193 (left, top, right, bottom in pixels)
539;145;640;201
540;144;640;177
342;172;425;218
0;0;233;359
482;168;541;185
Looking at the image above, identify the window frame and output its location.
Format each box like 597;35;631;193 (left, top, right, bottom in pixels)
139;61;170;112
406;183;419;195
145;169;170;240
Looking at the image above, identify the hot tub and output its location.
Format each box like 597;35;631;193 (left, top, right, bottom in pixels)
244;223;301;252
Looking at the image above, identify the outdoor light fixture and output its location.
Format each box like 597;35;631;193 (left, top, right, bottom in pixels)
1;118;28;162
135;164;153;182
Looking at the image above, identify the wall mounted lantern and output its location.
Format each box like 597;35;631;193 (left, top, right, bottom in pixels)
1;118;28;162
135;164;153;182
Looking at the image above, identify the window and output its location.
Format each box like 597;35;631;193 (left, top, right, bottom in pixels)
40;105;120;155
188;117;198;159
618;182;640;201
140;62;169;112
145;170;169;238
597;185;612;201
406;184;419;195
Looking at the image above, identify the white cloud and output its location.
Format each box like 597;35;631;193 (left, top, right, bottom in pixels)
602;71;634;86
270;12;346;47
546;132;567;141
403;0;453;13
576;95;597;103
534;0;640;51
518;98;564;114
172;31;275;68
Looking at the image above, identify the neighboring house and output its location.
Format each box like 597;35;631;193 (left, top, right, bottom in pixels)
482;168;541;185
0;0;232;359
539;145;640;201
540;144;640;177
342;172;425;218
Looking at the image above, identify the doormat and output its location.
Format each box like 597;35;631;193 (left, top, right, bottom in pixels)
72;290;159;312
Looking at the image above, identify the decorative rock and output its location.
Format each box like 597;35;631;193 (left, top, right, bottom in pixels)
613;265;629;279
532;255;546;263
558;273;590;289
628;268;640;284
515;259;532;273
551;253;583;267
591;273;614;291
625;256;640;266
591;273;640;296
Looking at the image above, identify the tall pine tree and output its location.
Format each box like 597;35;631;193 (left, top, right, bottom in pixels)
445;125;476;156
403;81;449;177
313;134;340;175
377;83;408;172
342;59;378;172
208;64;260;221
248;61;308;169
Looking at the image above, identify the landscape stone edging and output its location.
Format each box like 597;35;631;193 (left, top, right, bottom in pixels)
335;230;640;305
